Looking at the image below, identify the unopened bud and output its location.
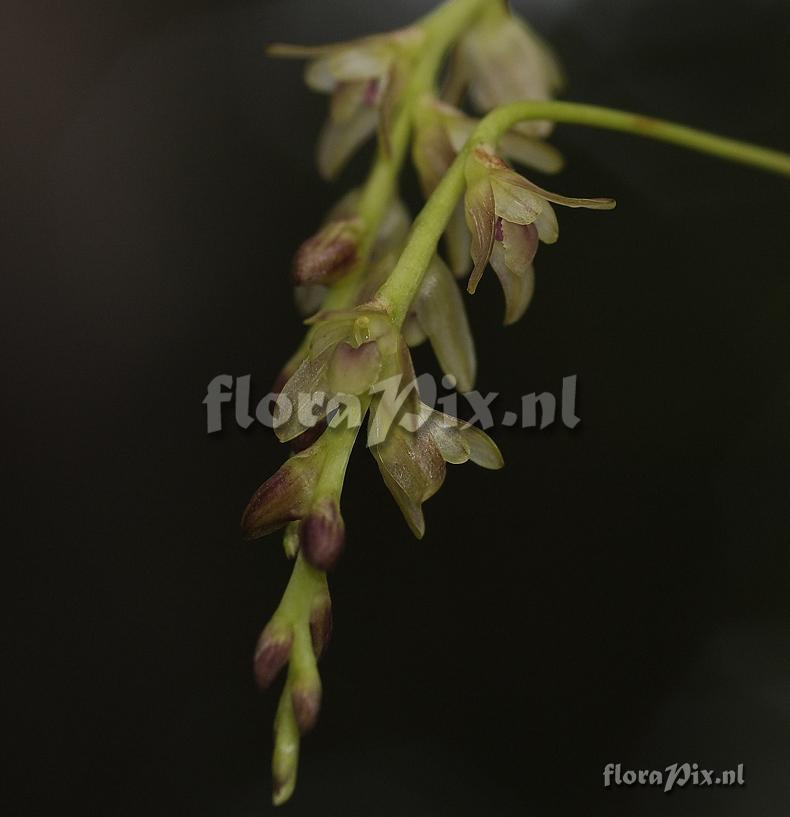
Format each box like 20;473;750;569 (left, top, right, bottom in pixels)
309;594;333;660
293;219;362;285
291;681;322;734
272;686;299;806
253;622;293;690
241;450;321;540
299;497;345;571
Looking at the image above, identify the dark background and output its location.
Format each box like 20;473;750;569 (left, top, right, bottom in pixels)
3;0;789;815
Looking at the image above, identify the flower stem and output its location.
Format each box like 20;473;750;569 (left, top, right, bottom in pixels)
378;100;790;324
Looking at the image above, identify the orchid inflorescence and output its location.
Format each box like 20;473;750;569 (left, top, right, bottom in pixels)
239;0;790;803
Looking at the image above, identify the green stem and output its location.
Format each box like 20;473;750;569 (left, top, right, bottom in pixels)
378;100;790;323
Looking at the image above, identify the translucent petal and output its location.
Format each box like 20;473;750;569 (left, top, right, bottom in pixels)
402;314;428;348
414;256;476;392
329;81;366;123
460;424;505;470
445;202;472;279
371;423;446;538
317;106;379;181
464;179;495;294
274;347;333;442
534;203;559;244
489;222;538;326
423;411;470;465
491;176;545;225
413;119;456;196
309;317;354;360
306;46;390;91
294;284;328;317
374;198;411;260
377;462;425;539
511;175;616;210
500;132;564;174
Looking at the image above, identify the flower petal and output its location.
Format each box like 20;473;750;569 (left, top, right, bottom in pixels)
500;131;564;174
414;256;476;392
464;179;495;294
445;202;472;279
460;424;504;469
489;221;538;326
371;423;446;539
509;175;617;210
317;105;379;180
491;175;546;225
274;347;334;443
534;202;559;244
305;45;391;91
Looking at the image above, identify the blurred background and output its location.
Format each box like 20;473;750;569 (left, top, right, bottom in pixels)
2;0;789;815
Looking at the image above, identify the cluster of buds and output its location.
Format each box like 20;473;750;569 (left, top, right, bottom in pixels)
250;0;618;805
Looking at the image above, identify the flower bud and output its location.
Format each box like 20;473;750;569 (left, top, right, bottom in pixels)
299;497;345;571
293;218;362;286
241;447;323;540
291;680;322;734
272;686;300;806
253;621;293;690
309;594;333;660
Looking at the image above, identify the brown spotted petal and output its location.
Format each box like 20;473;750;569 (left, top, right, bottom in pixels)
489;220;539;326
412;256;476;392
241;446;324;539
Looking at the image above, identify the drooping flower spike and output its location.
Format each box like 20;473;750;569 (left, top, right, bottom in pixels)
465;145;616;325
269;27;424;179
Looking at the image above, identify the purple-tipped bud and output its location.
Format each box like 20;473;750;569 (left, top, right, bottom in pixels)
293;219;361;286
253;624;293;690
309;595;333;660
299;497;345;571
241;452;320;540
291;683;322;734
